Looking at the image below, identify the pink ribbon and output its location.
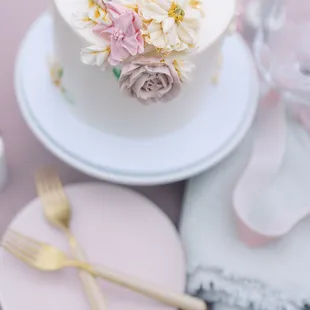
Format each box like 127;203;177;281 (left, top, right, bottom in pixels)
232;0;310;246
233;89;310;246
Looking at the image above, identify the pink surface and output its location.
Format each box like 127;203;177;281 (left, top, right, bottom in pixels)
0;0;183;236
0;183;186;310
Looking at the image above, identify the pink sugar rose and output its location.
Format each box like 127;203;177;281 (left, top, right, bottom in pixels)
119;57;182;104
93;2;144;66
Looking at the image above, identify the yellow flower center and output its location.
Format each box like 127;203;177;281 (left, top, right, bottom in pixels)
168;2;185;23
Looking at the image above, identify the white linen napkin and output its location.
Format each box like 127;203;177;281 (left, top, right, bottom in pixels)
180;115;310;310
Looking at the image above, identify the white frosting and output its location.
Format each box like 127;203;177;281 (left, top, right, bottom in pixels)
52;0;235;137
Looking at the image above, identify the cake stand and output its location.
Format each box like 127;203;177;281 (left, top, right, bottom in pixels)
15;13;259;186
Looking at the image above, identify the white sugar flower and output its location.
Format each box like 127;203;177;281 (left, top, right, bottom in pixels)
139;0;201;52
172;59;195;83
80;46;111;69
73;0;111;29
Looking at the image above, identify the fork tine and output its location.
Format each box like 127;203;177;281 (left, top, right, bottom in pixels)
3;231;42;258
35;168;58;195
35;168;67;203
1;233;38;264
2;239;35;263
7;230;44;247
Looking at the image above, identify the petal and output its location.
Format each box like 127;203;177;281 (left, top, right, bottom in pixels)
150;30;164;41
128;67;145;87
88;5;110;24
184;7;201;20
106;2;128;19
93;23;109;34
182;18;200;30
115;11;134;32
126;23;137;37
174;41;188;51
177;23;196;44
155;0;171;11
80;46;110;67
136;33;145;54
147;21;161;32
132;12;143;30
183;8;201;29
110;38;130;62
162;17;175;33
174;59;195;82
141;2;168;22
108;55;121;66
158;73;168;87
150;31;166;48
72;11;96;28
123;35;139;55
165;22;179;46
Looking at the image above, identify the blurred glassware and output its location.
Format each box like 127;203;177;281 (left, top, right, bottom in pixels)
254;0;310;106
236;0;261;42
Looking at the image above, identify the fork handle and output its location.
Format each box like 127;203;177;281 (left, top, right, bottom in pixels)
89;264;206;310
69;237;107;310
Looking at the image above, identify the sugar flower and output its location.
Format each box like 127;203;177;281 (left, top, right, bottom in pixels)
93;2;144;65
73;3;111;28
139;0;201;52
119;57;182;103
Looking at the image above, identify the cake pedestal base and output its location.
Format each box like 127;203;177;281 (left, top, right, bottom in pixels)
15;13;259;186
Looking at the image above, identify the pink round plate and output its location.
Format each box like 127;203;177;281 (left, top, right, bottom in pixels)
0;183;185;310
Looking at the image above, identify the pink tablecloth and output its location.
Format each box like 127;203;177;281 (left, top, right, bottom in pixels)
0;0;184;236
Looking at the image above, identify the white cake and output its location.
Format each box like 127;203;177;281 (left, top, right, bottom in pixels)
51;0;235;137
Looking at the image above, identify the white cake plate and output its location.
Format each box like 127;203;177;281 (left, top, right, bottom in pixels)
15;13;259;186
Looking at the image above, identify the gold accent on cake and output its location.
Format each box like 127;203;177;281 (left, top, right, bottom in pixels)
173;60;182;78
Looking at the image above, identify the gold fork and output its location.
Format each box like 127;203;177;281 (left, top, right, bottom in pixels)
35;168;107;310
2;230;207;310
